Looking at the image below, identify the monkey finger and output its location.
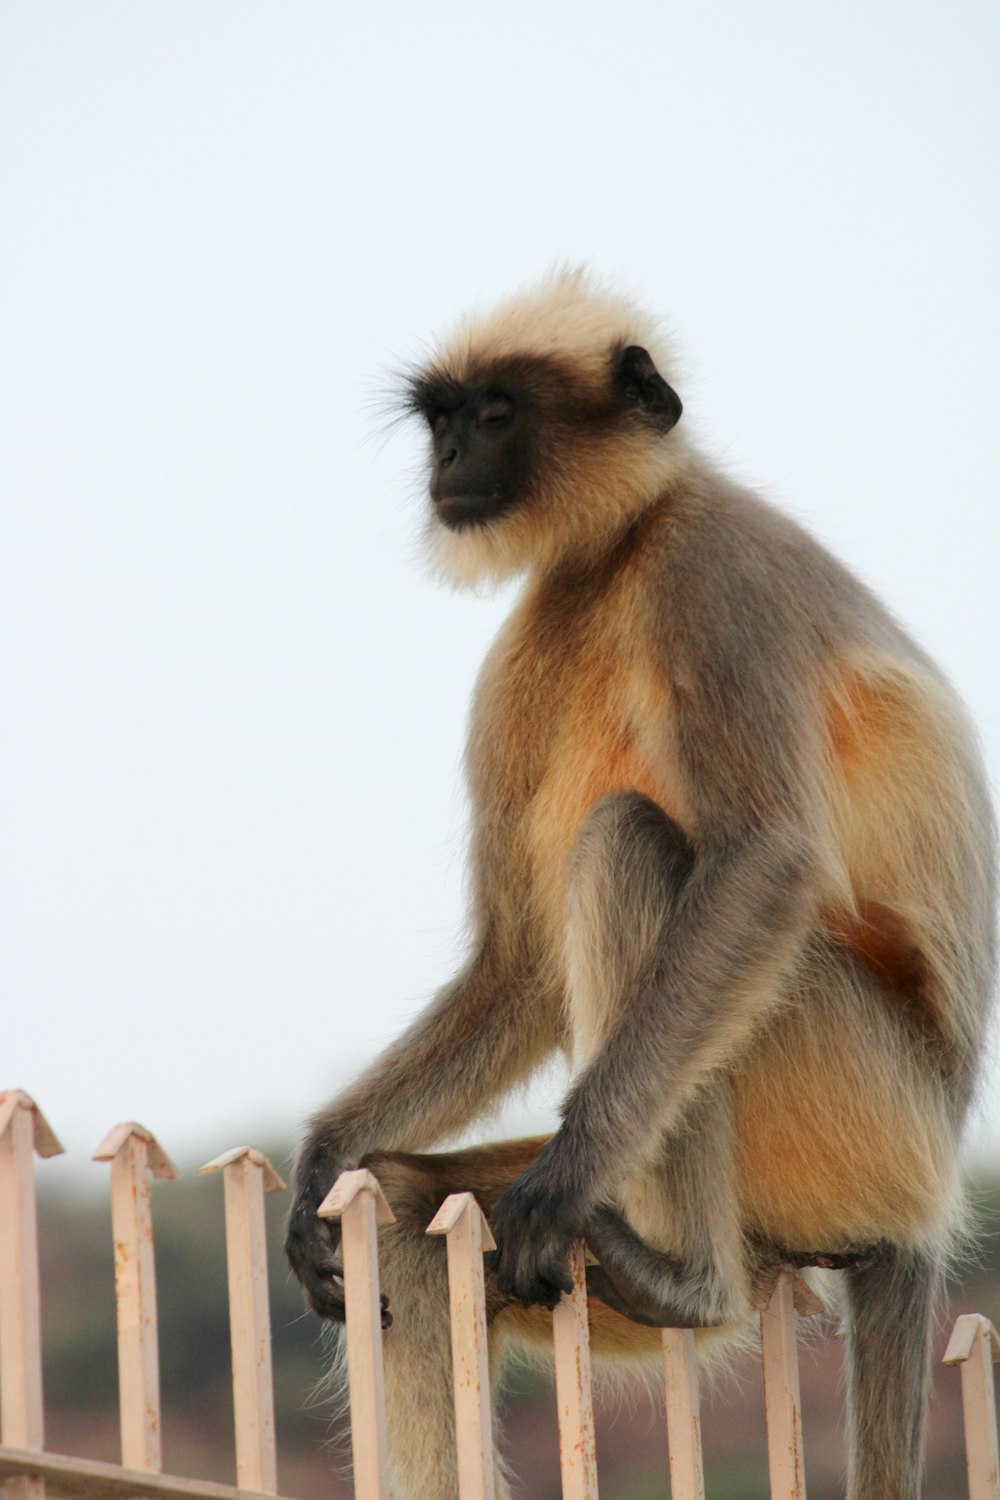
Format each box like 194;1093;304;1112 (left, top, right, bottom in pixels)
304;1277;346;1322
284;1207;341;1283
289;1236;349;1321
510;1249;574;1308
519;1274;571;1310
534;1285;564;1312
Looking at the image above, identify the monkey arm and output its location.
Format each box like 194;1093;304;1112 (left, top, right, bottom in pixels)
562;825;815;1194
490;818;817;1308
286;934;559;1319
541;505;832;1206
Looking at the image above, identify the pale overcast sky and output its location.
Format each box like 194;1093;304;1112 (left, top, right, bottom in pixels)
2;2;998;1185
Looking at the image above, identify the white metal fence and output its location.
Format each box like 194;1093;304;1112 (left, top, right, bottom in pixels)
1;1090;997;1500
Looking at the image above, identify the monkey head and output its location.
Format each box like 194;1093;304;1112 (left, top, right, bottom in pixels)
402;271;688;585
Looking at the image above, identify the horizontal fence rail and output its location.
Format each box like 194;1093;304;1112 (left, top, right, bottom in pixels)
1;1088;998;1500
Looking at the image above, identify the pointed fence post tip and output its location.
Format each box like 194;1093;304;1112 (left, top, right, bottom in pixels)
750;1263;826;1317
943;1313;1000;1367
92;1120;178;1179
426;1190;496;1248
318;1167;396;1225
198;1144;286;1191
0;1090;64;1158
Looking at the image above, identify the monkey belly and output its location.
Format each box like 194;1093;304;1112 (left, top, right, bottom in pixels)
731;984;959;1250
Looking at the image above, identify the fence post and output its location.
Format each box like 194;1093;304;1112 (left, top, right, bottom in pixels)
198;1147;285;1494
0;1092;63;1500
552;1242;598;1500
944;1314;1000;1500
426;1193;496;1500
758;1269;824;1500
92;1122;177;1472
661;1329;705;1500
319;1170;395;1500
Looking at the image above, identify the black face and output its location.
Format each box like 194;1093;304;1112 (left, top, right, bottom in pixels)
412;378;529;531
405;345;681;532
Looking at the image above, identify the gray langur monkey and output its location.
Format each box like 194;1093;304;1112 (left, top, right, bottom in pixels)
285;271;996;1500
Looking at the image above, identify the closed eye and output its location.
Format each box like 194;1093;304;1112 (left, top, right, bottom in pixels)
476;395;514;426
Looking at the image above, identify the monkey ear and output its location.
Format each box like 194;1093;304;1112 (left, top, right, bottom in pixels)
616;345;682;433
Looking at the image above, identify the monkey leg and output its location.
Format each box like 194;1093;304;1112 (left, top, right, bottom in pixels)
564;792;751;1327
732;932;962;1255
730;940;960;1500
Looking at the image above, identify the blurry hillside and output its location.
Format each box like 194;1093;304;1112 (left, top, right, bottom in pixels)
36;1154;1000;1500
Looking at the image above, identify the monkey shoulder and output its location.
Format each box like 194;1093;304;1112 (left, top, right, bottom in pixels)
655;488;858;666
646;482;953;743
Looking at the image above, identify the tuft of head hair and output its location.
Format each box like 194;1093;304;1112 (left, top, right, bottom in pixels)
409;269;693;590
435;267;674;389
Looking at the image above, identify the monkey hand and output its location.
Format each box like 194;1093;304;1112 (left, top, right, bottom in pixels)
284;1143;393;1329
489;1159;584;1310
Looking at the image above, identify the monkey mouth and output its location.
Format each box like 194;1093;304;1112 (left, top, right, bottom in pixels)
432;492;506;529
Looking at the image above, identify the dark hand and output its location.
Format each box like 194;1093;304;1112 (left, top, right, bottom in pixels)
489;1157;583;1310
284;1144;393;1328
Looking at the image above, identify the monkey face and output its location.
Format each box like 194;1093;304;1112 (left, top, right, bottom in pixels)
406;345;682;536
426;382;529;530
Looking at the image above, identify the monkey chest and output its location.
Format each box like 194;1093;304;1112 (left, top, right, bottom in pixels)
475;629;686;940
530;692;683;936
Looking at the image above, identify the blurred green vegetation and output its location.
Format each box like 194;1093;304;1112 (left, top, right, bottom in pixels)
33;1153;1000;1500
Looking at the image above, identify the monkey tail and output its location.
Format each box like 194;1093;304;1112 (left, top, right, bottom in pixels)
844;1243;942;1500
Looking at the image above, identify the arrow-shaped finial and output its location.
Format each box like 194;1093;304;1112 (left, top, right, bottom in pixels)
426;1190;496;1250
198;1145;285;1191
750;1263;826;1318
92;1121;178;1180
318;1167;396;1225
0;1090;64;1158
944;1313;1000;1366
